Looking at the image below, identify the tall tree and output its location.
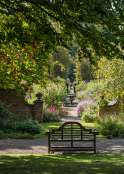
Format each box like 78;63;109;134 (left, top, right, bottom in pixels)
75;58;94;82
95;57;124;100
0;0;124;90
68;57;76;82
49;47;71;79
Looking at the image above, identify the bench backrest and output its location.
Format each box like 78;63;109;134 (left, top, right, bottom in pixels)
45;121;99;140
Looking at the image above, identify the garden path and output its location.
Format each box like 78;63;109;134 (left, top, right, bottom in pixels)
61;106;82;122
0;138;124;154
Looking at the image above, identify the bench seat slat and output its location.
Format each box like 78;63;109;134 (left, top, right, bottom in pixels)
50;139;94;142
50;147;95;151
50;135;94;137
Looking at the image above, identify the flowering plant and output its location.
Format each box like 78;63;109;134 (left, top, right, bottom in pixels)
77;101;98;122
59;109;68;117
43;105;68;123
49;105;68;117
25;79;67;107
42;82;67;109
43;106;60;123
48;105;59;113
76;101;93;116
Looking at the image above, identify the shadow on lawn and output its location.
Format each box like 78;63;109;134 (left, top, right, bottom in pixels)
0;154;124;174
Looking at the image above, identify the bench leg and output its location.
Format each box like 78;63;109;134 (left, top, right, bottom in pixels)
94;135;96;154
48;135;50;154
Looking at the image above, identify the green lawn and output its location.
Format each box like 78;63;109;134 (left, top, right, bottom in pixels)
34;122;105;139
0;154;124;174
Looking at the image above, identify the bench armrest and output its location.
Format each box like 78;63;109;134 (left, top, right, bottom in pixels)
45;129;51;135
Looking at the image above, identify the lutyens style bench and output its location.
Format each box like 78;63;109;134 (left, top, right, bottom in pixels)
45;121;99;154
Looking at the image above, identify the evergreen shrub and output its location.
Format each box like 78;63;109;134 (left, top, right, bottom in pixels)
3;119;41;135
97;116;124;137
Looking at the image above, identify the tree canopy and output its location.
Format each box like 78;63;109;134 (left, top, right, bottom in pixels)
95;57;124;100
0;0;124;91
49;47;71;79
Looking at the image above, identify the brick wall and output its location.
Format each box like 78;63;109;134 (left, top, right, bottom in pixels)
99;101;121;117
0;88;43;122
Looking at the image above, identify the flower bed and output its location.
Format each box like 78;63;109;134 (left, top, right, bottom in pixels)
76;101;93;116
76;101;98;122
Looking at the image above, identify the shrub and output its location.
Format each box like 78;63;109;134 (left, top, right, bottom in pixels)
17;119;41;135
0;130;5;138
3;119;41;135
26;79;67;109
0;116;4;130
76;101;93;116
11;132;34;139
8;113;29;122
82;103;98;123
43;107;61;123
76;101;98;122
120;134;124;138
82;113;97;123
82;80;103;102
76;81;87;92
43;105;68;123
59;109;68;117
97;116;124;137
76;91;84;102
49;105;68;117
0;130;34;139
42;82;67;109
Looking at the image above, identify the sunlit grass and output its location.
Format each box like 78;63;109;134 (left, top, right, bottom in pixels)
0;154;124;174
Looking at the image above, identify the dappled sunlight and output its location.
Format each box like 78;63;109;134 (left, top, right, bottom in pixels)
96;139;124;154
0;154;124;174
107;145;124;154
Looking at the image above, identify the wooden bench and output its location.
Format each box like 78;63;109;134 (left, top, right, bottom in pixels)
45;121;99;154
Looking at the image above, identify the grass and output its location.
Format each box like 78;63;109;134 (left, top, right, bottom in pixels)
0;154;124;174
34;122;105;139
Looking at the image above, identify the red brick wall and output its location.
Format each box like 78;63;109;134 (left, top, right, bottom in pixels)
99;102;121;117
0;88;43;122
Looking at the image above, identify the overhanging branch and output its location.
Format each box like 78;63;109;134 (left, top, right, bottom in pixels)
25;0;61;22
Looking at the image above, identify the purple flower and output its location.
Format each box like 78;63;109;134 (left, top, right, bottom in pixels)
26;95;30;99
76;101;93;116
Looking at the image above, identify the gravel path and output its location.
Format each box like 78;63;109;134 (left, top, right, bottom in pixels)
0;106;124;154
0;138;124;154
61;106;82;122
